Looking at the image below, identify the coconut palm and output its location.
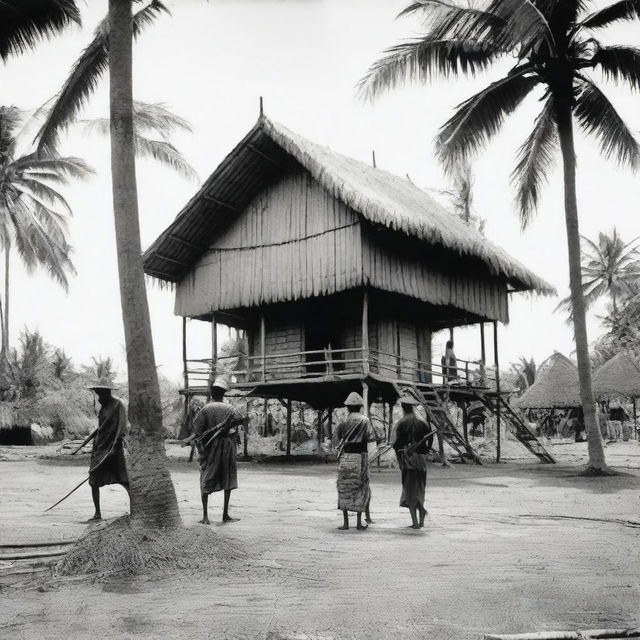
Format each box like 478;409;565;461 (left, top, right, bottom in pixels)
511;356;537;392
359;0;640;473
556;228;640;321
0;106;91;356
0;1;80;63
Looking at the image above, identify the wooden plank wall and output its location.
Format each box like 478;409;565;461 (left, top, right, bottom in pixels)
175;167;362;317
361;233;509;323
250;321;304;380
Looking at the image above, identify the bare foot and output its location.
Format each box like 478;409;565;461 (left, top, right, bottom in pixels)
407;524;420;530
199;517;210;525
365;517;375;524
87;515;102;522
337;525;349;530
356;524;368;531
222;516;239;523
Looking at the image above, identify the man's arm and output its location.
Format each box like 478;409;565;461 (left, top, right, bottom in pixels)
71;428;98;455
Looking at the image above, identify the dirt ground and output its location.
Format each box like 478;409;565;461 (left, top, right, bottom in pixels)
1;440;640;640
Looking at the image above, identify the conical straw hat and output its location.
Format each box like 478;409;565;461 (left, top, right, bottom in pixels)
344;392;364;407
592;353;640;399
513;352;581;409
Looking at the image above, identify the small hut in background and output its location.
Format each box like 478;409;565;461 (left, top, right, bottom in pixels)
144;113;555;462
592;353;640;436
513;353;581;438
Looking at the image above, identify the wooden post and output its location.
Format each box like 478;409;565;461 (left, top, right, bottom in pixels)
243;416;248;458
327;408;333;440
372;150;377;169
480;323;486;386
362;288;370;375
449;327;454;342
211;312;218;377
462;401;468;444
494;320;501;463
286;399;292;458
633;398;637;440
317;408;323;450
263;397;269;436
260;311;266;382
182;317;189;389
362;381;370;418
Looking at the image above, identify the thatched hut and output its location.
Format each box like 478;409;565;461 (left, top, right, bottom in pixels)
592;353;640;400
513;353;581;409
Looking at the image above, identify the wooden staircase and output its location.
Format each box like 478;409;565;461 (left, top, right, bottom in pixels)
470;391;555;464
393;382;482;465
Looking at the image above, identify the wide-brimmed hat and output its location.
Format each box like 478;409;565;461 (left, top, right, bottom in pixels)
209;376;229;392
344;391;364;407
399;393;419;406
87;377;118;391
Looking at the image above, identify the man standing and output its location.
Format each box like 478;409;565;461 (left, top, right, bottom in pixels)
81;379;129;521
392;394;433;529
184;377;244;524
334;391;376;531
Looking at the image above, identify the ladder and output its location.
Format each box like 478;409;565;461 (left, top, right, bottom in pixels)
394;382;482;465
471;391;555;464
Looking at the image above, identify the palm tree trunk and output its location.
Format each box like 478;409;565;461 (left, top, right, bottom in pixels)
109;0;180;526
3;241;9;355
554;94;607;473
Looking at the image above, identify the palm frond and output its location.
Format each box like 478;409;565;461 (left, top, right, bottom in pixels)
35;1;170;155
580;0;640;29
134;136;198;181
436;68;539;173
592;45;640;92
574;76;640;169
11;178;73;215
0;0;81;62
12;155;94;180
358;38;502;100
511;95;558;228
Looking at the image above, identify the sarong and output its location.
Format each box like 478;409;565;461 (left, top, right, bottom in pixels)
337;452;369;512
200;436;238;494
89;441;128;487
398;452;427;509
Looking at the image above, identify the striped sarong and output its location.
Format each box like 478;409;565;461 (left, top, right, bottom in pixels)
337;452;370;512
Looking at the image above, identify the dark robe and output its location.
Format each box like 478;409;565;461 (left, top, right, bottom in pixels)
89;397;128;488
193;401;243;494
392;413;432;509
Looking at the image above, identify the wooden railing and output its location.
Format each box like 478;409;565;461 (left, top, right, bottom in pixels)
183;347;495;389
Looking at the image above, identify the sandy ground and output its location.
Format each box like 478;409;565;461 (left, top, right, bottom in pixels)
1;440;640;640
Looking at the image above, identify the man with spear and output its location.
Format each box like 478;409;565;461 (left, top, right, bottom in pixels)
182;377;244;525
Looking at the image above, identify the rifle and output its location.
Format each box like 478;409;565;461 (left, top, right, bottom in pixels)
336;417;368;460
181;411;238;452
396;428;438;457
71;428;98;455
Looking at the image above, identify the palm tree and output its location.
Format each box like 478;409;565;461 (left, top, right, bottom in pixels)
0;1;80;62
511;356;537;392
359;0;640;474
557;228;640;321
108;0;180;527
0;106;91;356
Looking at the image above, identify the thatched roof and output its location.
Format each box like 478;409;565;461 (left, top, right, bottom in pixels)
513;353;581;409
592;353;640;399
143;116;554;296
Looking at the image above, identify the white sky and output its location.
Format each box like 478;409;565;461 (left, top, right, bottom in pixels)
3;0;640;383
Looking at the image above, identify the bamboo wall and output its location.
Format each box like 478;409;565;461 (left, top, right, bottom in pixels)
175;168;362;318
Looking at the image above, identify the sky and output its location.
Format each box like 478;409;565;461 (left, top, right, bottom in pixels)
2;0;640;383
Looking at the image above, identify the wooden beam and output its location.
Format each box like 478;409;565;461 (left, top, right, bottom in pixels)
247;143;283;168
362;380;370;419
211;312;218;377
202;194;241;212
480;323;487;386
260;311;266;382
317;408;323;450
182;317;189;390
156;253;189;267
169;234;206;251
362;288;370;376
145;268;176;280
494;320;501;463
286;398;292;458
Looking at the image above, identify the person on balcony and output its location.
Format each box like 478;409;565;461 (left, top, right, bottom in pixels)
184;377;245;524
441;340;458;383
334;392;376;531
393;394;433;529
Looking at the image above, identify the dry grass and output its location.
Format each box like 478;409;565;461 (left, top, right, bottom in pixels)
57;516;248;580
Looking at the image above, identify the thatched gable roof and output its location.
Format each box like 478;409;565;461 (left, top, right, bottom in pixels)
592;353;640;399
513;352;581;409
143;116;554;296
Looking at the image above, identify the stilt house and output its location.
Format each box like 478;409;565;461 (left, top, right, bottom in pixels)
143;115;555;461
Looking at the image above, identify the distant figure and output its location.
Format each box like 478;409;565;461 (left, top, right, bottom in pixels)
84;379;129;522
334;392;376;531
183;377;244;524
608;401;628;443
441;340;458;382
467;399;486;437
393;394;433;529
